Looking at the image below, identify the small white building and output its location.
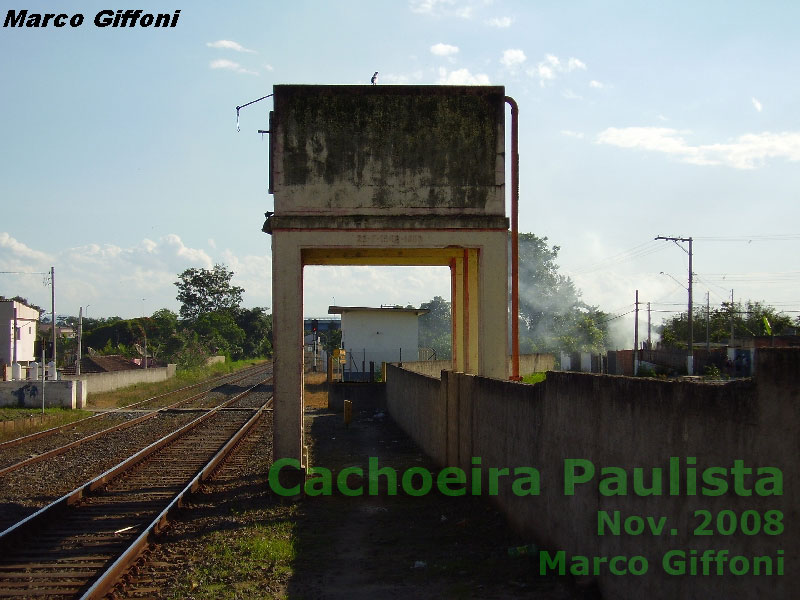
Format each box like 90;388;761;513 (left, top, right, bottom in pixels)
328;305;429;373
1;299;40;367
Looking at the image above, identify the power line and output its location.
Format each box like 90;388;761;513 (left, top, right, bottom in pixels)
693;234;800;242
566;240;668;276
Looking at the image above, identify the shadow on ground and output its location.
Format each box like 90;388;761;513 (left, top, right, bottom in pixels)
286;400;587;599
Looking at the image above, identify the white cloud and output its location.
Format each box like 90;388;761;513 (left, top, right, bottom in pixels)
264;64;274;72
162;234;213;268
561;130;585;139
589;80;606;89
437;67;490;85
529;53;587;86
562;89;582;100
567;57;586;71
209;59;257;75
430;43;459;57
381;71;424;84
752;97;763;112
0;234;271;318
410;0;470;17
500;48;526;68
487;16;513;28
206;40;256;54
596;127;800;169
0;232;53;263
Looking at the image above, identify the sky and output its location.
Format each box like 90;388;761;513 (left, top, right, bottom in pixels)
1;0;799;347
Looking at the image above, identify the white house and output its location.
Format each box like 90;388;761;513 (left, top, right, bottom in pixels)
0;299;40;367
328;305;429;374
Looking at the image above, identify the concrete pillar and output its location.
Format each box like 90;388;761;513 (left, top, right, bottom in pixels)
272;236;305;466
477;233;508;379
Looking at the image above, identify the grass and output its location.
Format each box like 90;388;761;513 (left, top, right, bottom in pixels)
521;372;547;385
0;406;92;421
89;358;270;409
0;408;93;442
170;513;296;599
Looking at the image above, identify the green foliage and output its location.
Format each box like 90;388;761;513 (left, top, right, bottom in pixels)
636;364;657;377
234;307;273;358
515;233;610;353
194;311;246;359
419;296;451;359
703;364;723;379
522;372;546;385
175;264;244;321
415;234;611;357
319;328;342;354
659;300;794;349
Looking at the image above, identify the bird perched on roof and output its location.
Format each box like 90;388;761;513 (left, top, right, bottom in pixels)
371;71;378;85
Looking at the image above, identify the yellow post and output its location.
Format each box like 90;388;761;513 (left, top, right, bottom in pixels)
343;399;352;427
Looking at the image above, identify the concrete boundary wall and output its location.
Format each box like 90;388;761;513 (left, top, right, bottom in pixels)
63;364;176;395
386;349;799;600
0;380;80;409
400;353;554;378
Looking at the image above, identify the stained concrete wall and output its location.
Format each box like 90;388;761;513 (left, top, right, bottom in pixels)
0;380;80;409
63;364;176;395
271;85;505;216
398;354;554;378
386;348;798;600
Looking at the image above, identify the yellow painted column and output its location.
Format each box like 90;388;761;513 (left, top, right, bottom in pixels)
467;248;480;374
451;256;465;372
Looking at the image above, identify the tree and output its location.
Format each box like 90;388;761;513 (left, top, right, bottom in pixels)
515;233;610;353
659;300;794;348
415;234;611;358
175;264;244;321
194;311;246;359
234;307;273;357
418;296;451;359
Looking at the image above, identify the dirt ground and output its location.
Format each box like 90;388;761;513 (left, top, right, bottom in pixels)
288;374;587;599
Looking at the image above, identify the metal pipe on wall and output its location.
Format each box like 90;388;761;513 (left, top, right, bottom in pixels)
505;96;521;381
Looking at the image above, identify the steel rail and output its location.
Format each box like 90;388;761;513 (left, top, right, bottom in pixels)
81;401;270;599
0;376;270;542
0;380;271;599
0;367;272;477
0;362;271;450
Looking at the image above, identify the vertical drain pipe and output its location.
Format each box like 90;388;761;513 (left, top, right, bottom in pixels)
506;96;521;381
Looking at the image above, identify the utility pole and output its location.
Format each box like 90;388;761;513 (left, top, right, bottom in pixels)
12;304;18;368
647;302;652;349
655;236;693;374
634;290;639;375
706;292;710;352
50;266;56;377
76;306;82;376
730;289;735;347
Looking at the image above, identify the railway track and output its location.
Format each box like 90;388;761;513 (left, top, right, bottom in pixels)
0;363;272;476
0;381;273;599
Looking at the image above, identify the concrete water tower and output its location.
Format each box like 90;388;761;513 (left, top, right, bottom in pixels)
265;85;511;467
